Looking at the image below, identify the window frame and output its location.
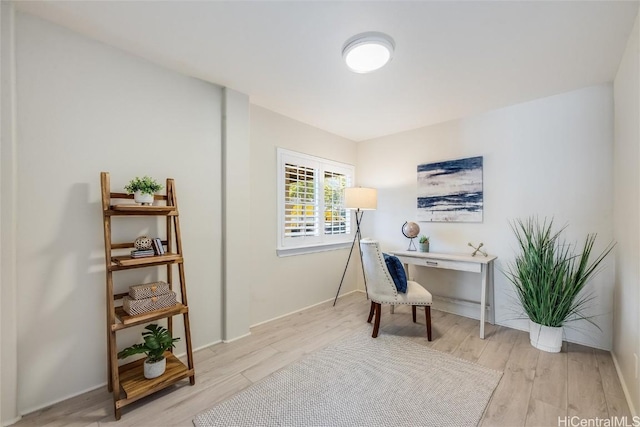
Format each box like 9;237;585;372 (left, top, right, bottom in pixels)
277;148;355;256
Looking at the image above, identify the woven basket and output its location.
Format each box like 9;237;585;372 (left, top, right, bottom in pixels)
122;292;177;316
129;281;170;300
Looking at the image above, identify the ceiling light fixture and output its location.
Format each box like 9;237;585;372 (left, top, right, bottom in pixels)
342;32;395;74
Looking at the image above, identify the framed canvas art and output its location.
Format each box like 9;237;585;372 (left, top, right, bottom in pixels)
417;156;483;222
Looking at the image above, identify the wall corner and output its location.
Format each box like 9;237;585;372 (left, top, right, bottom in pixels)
0;1;20;425
221;88;251;341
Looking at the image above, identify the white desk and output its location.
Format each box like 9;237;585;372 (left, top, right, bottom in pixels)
390;250;497;339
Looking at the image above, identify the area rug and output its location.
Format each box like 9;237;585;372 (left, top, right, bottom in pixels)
193;328;502;427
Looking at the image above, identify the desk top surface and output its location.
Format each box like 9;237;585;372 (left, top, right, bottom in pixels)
390;250;497;264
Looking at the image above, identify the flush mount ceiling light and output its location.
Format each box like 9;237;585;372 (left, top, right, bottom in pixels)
342;32;395;73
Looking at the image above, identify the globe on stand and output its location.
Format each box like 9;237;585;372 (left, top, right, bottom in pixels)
402;221;420;251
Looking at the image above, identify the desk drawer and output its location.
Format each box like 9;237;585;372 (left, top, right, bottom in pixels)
396;256;482;273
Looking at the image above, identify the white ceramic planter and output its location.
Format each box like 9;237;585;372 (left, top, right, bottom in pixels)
529;319;563;353
144;357;166;379
134;191;154;205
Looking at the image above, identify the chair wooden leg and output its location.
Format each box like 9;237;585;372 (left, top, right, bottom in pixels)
412;305;417;323
367;301;375;323
425;306;432;341
372;303;381;338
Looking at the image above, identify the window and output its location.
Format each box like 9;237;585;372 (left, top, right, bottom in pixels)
277;148;354;256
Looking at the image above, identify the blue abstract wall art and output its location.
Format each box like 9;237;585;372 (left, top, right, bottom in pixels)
417;156;483;222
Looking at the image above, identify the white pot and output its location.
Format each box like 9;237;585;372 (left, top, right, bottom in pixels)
144;357;166;379
134;191;154;206
529;319;563;353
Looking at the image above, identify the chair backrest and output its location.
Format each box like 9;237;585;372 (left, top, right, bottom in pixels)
360;238;398;303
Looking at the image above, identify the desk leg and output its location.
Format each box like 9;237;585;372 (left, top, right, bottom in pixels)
480;264;487;339
489;261;495;325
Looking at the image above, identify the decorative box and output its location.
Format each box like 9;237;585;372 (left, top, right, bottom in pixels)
128;281;170;300
122;291;177;316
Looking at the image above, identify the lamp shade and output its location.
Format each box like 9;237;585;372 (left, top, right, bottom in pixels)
345;187;377;210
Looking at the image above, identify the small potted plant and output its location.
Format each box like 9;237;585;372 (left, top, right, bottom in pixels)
124;176;163;206
117;324;180;379
418;235;430;252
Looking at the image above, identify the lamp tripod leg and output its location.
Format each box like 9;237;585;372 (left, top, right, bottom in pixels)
334;210;367;306
333;229;358;306
355;211;368;298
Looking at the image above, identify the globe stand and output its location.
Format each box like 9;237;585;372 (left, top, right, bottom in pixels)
402;221;420;252
407;238;417;251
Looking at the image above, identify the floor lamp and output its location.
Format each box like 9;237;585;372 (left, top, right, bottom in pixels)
333;187;377;306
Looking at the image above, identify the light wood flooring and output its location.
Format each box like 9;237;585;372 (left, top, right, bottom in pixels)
14;292;631;427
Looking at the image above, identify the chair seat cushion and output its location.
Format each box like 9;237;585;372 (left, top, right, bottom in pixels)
382;253;407;293
396;281;433;305
371;281;432;306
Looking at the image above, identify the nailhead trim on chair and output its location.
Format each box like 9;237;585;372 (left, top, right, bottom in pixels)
362;239;433;341
362;240;432;306
371;300;432;306
362;240;398;298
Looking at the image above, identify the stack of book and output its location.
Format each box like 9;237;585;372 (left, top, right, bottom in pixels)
130;249;155;258
152;238;165;255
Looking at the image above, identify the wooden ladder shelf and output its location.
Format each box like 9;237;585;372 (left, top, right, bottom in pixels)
100;172;195;420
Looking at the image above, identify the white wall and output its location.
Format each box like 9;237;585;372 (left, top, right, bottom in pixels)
12;13;223;415
358;85;615;350
613;12;640;415
222;88;251;341
0;2;19;425
249;106;358;325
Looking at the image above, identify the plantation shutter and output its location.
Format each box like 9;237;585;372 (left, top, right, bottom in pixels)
277;148;355;254
284;163;319;238
324;170;350;235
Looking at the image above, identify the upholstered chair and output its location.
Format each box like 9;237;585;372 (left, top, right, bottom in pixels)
360;238;432;340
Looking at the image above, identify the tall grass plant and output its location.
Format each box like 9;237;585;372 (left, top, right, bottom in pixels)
505;217;614;328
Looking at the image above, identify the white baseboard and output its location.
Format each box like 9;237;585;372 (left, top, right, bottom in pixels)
2;415;22;427
431;295;490;321
192;340;222;352
18;381;107;422
424;295;611;351
17;290;362;422
492;320;613;351
611;351;637;417
250;290;360;328
223;333;251;344
16;342;221;422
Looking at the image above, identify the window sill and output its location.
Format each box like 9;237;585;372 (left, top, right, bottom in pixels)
277;241;352;257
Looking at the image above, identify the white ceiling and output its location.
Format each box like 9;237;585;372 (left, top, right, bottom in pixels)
15;1;639;141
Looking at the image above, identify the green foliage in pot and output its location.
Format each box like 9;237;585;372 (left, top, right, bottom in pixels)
504;217;614;328
124;176;163;196
117;324;180;363
419;235;429;244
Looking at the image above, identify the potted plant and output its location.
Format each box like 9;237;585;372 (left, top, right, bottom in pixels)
504;217;614;353
117;324;180;379
418;235;430;252
124;176;163;205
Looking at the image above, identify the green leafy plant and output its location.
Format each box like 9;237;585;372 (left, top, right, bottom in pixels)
504;217;614;328
419;235;429;244
124;176;163;196
117;324;180;363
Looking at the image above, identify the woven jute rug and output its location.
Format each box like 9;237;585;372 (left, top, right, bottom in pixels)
193;327;502;427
